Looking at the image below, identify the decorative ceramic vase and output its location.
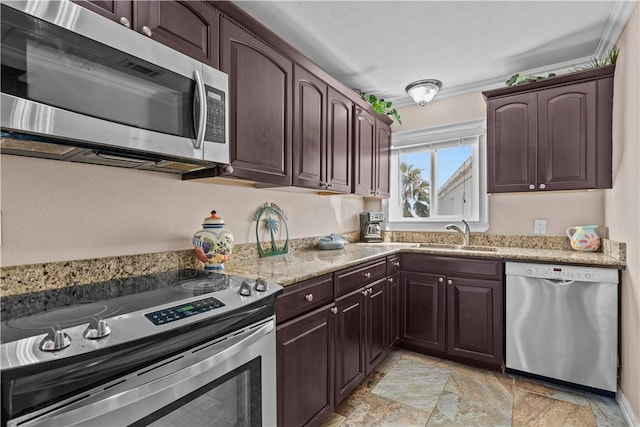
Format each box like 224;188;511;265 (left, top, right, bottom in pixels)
193;210;234;270
566;225;601;252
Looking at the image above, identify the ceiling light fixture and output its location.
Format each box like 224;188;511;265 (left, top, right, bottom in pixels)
405;79;443;106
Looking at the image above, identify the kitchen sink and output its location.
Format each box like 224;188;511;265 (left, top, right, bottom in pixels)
415;243;498;252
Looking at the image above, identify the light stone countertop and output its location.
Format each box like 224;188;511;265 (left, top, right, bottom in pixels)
220;242;625;287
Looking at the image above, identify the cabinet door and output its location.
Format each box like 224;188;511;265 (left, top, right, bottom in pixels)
365;278;387;374
326;87;353;193
387;273;401;350
538;81;597;191
400;272;446;353
375;119;391;198
446;276;503;367
220;17;293;185
277;305;335;427
135;1;219;68
353;107;375;196
71;0;133;26
334;289;365;405
293;65;326;190
486;93;537;193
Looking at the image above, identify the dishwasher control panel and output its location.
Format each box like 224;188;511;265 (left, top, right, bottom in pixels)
505;262;619;283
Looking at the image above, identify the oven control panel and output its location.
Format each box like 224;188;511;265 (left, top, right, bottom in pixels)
145;297;225;325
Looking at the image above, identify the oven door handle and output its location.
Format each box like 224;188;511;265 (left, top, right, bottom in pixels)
13;318;275;427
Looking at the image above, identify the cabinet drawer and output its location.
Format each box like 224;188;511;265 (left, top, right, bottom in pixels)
401;254;502;280
387;255;401;275
276;274;334;324
334;258;387;297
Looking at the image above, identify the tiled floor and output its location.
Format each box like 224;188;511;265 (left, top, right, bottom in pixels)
319;350;627;427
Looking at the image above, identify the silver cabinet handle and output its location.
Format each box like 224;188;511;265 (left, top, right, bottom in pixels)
393;261;400;267
528;184;535;190
141;25;152;37
388;277;394;283
192;70;207;149
438;277;444;283
361;290;367;296
330;307;338;314
363;272;371;279
447;279;453;285
539;183;546;190
304;293;314;302
119;16;131;28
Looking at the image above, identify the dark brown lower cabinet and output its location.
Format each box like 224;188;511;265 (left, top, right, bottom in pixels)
364;278;387;374
400;272;446;353
446;276;503;367
334;276;389;405
334;289;365;405
276;304;335;427
400;254;504;370
387;272;401;349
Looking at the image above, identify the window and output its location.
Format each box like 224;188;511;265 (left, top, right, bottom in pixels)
384;119;488;231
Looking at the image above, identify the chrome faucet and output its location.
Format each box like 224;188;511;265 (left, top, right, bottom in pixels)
445;220;470;246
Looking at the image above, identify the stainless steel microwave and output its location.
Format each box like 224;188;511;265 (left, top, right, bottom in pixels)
1;0;229;174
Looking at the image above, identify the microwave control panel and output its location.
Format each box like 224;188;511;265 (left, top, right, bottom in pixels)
204;85;226;144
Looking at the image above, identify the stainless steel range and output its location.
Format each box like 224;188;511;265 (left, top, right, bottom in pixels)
0;269;282;426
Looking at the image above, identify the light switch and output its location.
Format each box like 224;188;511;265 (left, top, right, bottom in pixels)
534;219;547;235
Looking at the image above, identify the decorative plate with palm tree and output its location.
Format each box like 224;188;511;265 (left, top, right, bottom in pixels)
252;202;289;257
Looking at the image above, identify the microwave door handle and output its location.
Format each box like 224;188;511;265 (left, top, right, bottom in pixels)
193;70;207;149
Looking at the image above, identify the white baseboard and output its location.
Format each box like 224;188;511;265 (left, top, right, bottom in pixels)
618;387;640;427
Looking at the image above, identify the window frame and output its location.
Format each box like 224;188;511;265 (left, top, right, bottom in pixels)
383;119;489;232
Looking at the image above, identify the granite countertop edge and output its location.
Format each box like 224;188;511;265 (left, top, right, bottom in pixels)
222;243;625;288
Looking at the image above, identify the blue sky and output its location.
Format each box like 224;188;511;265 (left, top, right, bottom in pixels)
401;145;471;190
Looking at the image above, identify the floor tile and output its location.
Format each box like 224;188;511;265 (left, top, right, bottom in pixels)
513;375;591;407
335;371;385;417
372;358;450;413
427;388;511;427
318;412;346;427
342;393;430;427
401;351;459;370
375;350;403;373
589;396;628;427
426;365;514;426
512;388;597;427
447;364;514;406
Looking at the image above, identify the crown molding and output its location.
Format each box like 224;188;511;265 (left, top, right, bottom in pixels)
393;1;635;108
595;0;637;59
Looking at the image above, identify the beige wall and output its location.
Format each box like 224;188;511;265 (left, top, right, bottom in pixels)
390;93;606;237
0;155;364;266
607;1;640;420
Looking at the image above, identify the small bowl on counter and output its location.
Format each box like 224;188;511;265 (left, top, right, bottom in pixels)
317;234;347;250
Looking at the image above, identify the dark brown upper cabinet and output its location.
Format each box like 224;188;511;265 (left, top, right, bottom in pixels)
73;1;219;68
292;66;353;193
354;108;391;198
326;87;353;193
484;65;614;193
219;16;293;185
292;66;327;190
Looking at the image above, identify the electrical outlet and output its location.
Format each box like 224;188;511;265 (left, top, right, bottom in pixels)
534;219;547;235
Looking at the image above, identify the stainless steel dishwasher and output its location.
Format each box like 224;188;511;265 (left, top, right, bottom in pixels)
505;262;619;394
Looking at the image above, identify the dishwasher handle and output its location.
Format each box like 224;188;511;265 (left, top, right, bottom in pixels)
542;279;575;286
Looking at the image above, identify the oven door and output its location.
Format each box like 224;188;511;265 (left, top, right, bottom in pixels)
8;317;276;427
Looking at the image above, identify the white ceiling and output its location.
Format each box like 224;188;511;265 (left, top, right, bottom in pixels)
234;1;635;107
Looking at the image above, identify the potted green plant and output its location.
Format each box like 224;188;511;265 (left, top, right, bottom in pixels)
359;91;402;124
506;46;619;87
